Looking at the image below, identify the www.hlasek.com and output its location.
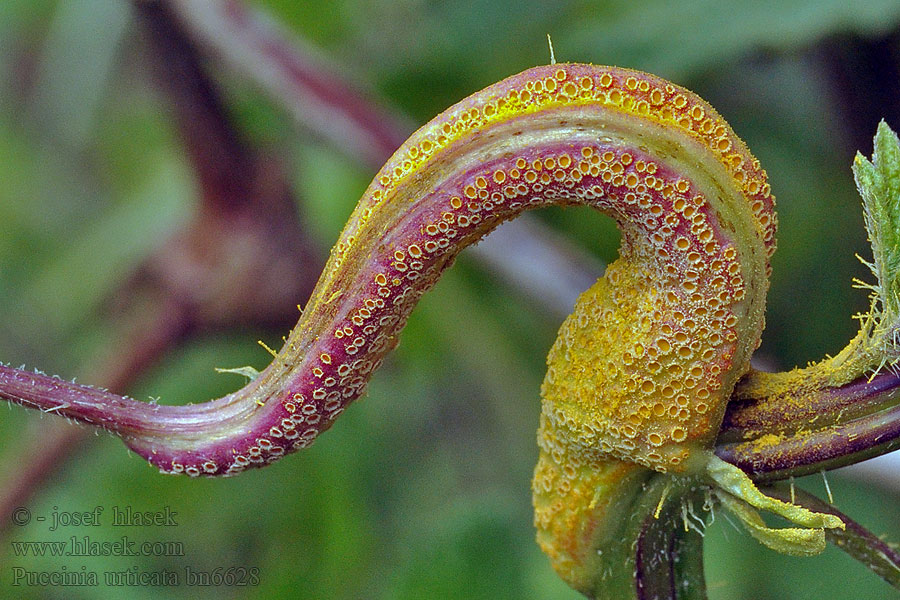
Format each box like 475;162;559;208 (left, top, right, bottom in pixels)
11;536;184;558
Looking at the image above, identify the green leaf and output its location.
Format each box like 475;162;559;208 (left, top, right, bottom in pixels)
853;121;900;341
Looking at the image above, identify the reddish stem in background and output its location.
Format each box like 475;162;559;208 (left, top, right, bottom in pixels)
170;0;412;170
169;0;605;317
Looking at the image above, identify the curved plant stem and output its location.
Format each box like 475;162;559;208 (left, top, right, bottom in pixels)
1;63;777;479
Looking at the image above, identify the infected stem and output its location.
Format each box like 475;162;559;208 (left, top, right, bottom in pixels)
716;369;900;480
716;398;900;481
0;64;775;478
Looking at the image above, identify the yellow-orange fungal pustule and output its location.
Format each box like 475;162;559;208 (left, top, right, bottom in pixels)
285;67;774;590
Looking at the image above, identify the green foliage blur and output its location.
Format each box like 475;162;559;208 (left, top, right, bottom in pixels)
1;0;899;598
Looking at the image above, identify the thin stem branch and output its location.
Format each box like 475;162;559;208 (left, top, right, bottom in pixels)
722;370;900;441
0;295;191;533
764;484;900;589
716;401;900;481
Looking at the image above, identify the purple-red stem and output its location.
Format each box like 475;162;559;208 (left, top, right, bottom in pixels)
717;370;900;480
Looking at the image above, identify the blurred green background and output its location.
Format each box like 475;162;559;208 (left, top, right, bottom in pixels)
1;0;900;598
